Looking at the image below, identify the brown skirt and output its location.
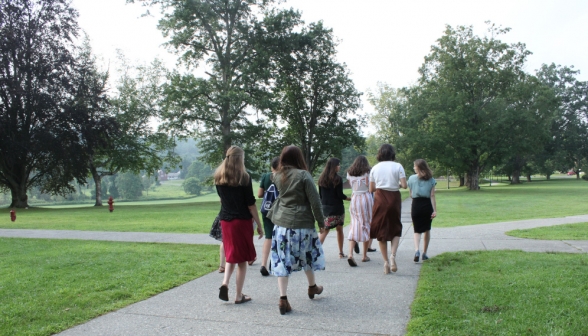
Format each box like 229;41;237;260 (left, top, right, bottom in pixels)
370;189;402;241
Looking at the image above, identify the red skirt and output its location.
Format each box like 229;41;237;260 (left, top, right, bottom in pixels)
221;218;256;264
370;189;402;241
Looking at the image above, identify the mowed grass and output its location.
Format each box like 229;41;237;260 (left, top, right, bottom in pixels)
433;179;588;227
506;222;588;240
0;238;218;336
0;201;223;233
408;250;588;336
0;188;402;233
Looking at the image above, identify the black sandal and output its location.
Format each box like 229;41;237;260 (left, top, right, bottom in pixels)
235;294;252;304
219;285;229;301
339;252;347;259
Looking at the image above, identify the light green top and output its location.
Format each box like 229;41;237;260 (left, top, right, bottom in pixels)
407;175;436;198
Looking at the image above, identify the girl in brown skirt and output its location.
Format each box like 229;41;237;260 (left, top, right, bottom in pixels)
369;144;407;274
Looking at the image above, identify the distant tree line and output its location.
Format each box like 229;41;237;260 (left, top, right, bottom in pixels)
368;23;588;190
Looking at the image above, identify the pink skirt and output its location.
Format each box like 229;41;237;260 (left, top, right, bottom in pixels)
221;218;256;264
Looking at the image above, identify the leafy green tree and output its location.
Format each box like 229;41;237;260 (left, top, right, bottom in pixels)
267;21;364;174
536;64;588;179
185;161;213;181
87;54;179;206
401;23;549;190
182;177;202;195
0;0;95;207
131;0;281;166
115;172;143;199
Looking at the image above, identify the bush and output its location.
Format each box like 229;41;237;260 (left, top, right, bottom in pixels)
115;172;143;199
582;174;588;181
183;177;202;195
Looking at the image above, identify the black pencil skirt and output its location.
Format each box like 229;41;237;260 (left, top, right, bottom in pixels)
411;197;434;233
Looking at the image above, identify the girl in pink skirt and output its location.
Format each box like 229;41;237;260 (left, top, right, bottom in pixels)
346;156;373;266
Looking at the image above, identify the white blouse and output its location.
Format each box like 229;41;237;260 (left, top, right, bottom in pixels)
369;161;406;191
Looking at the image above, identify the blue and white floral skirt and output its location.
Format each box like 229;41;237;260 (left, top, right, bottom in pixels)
270;225;326;277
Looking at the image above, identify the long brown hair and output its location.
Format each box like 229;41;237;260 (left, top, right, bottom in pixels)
414;159;433;181
277;145;308;184
318;158;342;188
347;155;371;177
213;146;249;186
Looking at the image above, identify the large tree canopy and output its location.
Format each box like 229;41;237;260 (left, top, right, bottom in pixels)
396;24;553;190
0;0;97;207
131;0;278;167
266;21;364;174
86;54;178;206
536;64;588;179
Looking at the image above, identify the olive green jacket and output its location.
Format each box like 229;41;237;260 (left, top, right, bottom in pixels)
267;169;325;229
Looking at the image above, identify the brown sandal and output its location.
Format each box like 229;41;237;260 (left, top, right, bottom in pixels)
235;294;251;304
362;256;370;262
218;266;225;273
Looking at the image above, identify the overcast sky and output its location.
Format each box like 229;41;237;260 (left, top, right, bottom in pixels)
72;0;588;120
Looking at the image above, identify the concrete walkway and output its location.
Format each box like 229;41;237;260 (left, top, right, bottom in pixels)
2;199;587;336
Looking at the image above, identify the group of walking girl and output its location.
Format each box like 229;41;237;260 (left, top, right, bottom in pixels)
213;143;436;315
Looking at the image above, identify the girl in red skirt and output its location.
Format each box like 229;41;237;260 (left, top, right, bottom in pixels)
215;146;263;304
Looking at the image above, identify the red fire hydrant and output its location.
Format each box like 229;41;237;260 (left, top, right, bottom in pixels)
10;209;16;222
107;196;114;213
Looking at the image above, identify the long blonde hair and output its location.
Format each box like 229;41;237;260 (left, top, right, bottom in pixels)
214;146;249;186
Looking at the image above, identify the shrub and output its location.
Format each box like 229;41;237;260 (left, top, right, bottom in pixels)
183;177;202;195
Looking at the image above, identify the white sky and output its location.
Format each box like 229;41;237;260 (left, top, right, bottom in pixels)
73;0;588;127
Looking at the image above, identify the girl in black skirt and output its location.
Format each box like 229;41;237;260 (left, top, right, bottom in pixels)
407;159;437;262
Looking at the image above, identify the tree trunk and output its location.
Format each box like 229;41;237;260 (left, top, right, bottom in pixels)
459;175;465;187
221;121;231;156
9;183;29;208
546;174;551;180
577;172;580;179
89;161;103;206
526;174;532;182
511;172;521;184
466;168;480;190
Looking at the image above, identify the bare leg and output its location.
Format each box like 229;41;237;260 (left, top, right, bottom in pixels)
222;262;236;286
378;240;388;262
413;232;421;251
362;241;369;260
219;243;225;268
319;228;330;244
423;231;431;255
348;240;355;258
336;225;344;254
261;239;271;268
234;261;248;300
304;270;316;286
391;236;400;256
278;276;289;296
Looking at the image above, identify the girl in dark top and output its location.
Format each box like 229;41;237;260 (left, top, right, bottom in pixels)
318;158;351;258
215;146;263;304
257;156;280;276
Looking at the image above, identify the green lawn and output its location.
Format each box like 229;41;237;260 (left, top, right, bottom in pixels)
408;250;588;335
0;238;217;336
1;201;223;233
506;222;588;240
433;179;588;227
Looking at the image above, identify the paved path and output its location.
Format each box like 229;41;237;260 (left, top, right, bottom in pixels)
2;200;587;336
